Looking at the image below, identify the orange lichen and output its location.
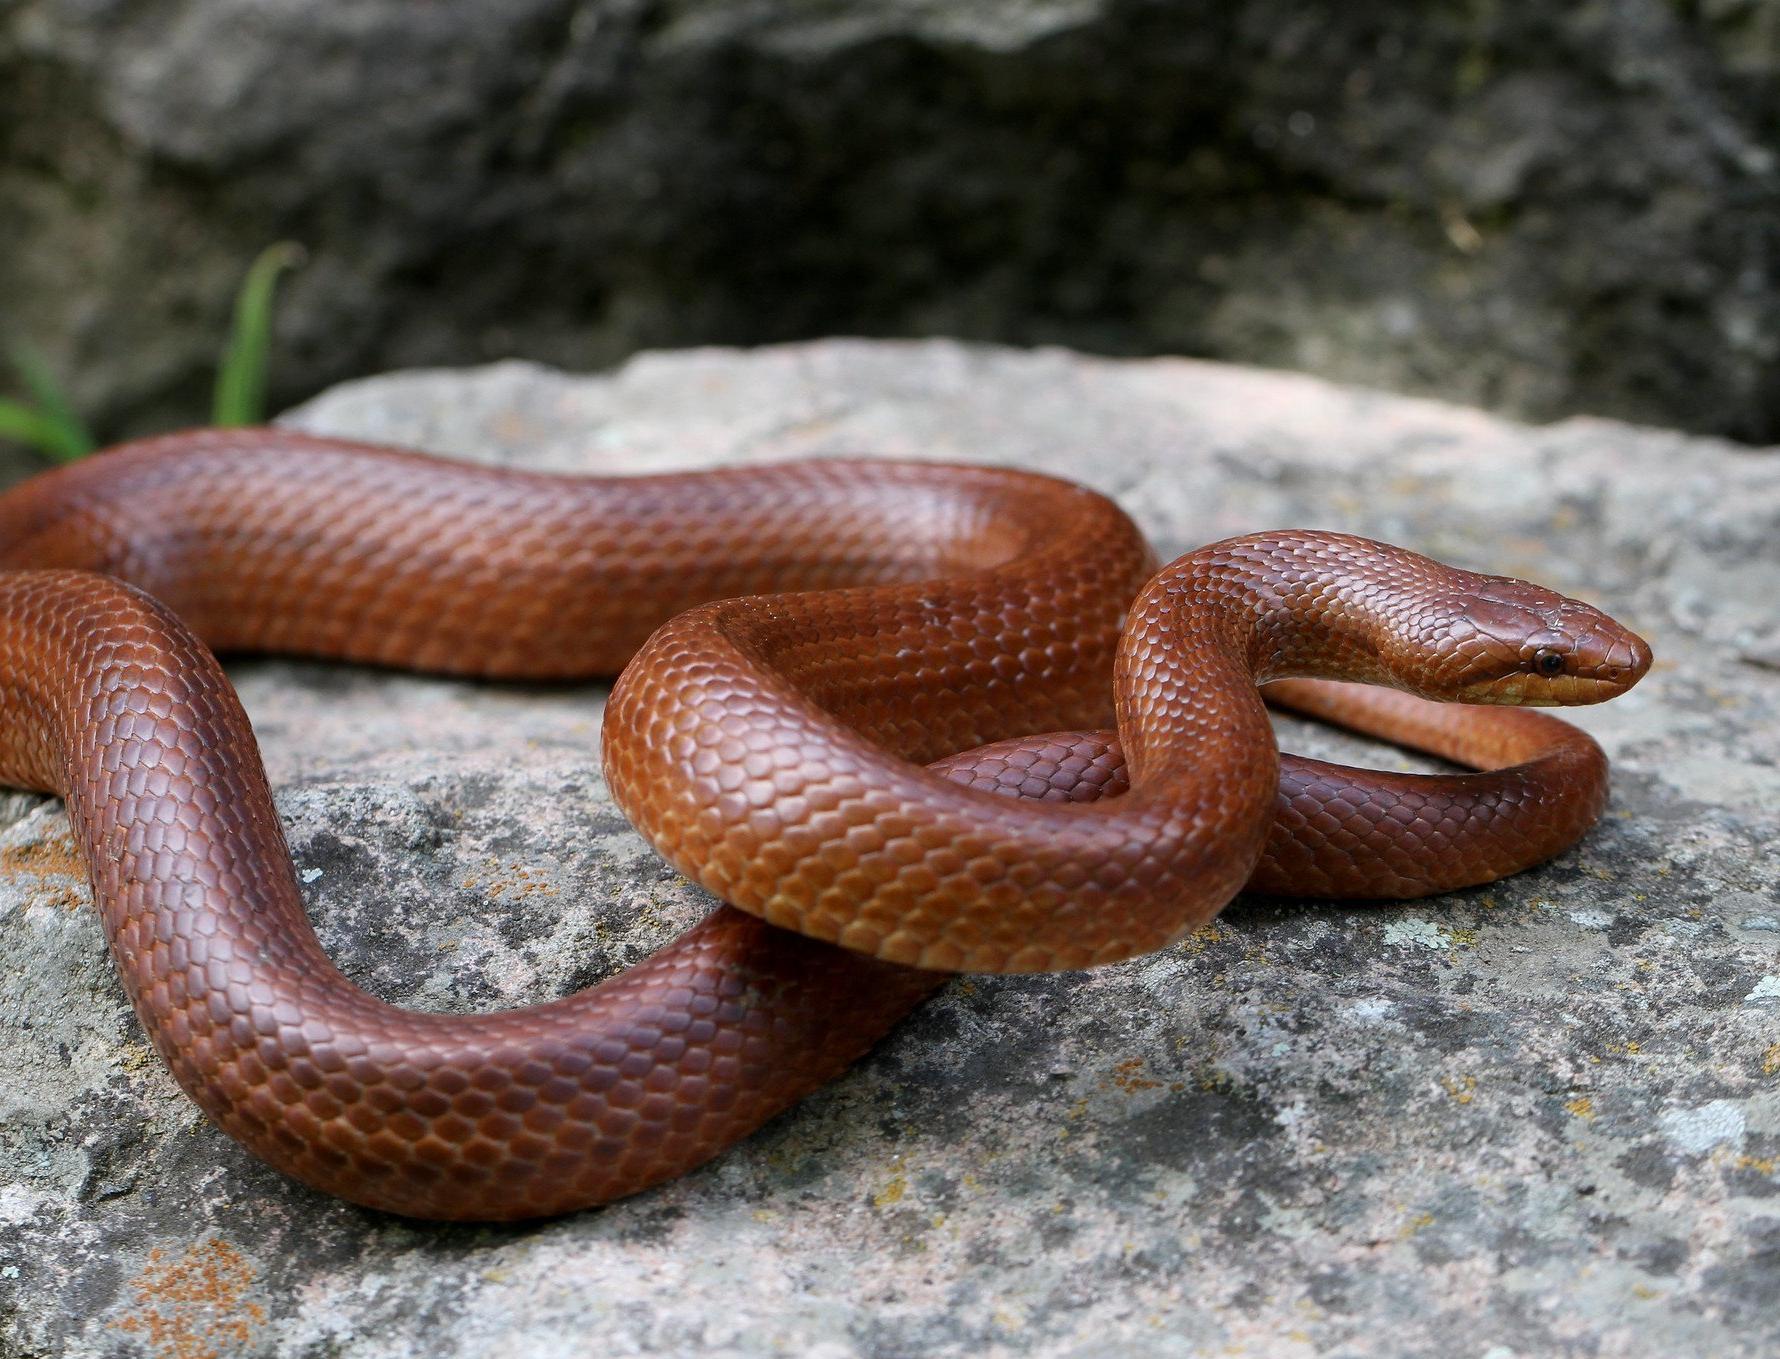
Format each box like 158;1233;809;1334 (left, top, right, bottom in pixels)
0;834;88;909
112;1239;267;1359
462;857;561;899
1171;921;1228;957
0;834;84;876
1441;1075;1477;1105
1108;1058;1162;1093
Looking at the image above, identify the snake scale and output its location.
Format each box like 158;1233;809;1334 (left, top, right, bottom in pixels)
0;431;1650;1218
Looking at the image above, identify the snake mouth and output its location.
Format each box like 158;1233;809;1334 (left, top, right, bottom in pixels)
1478;676;1635;707
1562;675;1644;704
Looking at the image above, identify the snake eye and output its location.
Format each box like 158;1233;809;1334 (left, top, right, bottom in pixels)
1533;649;1565;676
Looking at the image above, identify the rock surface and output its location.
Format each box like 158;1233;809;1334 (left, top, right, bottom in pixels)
5;1;1780;442
0;339;1776;1357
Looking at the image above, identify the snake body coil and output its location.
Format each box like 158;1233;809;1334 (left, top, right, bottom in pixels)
0;432;1649;1218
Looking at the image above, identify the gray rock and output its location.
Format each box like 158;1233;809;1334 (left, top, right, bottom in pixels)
5;2;1780;443
0;339;1776;1357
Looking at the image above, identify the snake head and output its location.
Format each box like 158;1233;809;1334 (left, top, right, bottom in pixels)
1426;580;1653;706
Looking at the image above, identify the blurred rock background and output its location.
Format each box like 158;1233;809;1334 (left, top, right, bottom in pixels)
5;0;1780;446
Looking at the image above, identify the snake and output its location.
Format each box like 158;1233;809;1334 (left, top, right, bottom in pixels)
0;430;1651;1220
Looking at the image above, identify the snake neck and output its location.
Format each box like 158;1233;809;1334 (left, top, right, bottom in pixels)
1113;531;1488;785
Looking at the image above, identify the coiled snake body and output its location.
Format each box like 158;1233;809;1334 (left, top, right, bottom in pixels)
0;432;1650;1218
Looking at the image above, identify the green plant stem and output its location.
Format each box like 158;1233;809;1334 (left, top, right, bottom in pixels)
1;346;96;462
213;241;305;426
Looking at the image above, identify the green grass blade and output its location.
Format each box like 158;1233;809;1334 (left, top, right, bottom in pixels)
4;344;96;461
0;398;76;459
213;241;304;426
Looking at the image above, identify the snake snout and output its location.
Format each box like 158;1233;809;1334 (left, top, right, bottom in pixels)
1563;623;1653;699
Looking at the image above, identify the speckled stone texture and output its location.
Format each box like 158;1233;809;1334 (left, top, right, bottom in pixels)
0;340;1774;1357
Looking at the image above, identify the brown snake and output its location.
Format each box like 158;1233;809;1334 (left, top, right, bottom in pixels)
0;430;1651;1219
